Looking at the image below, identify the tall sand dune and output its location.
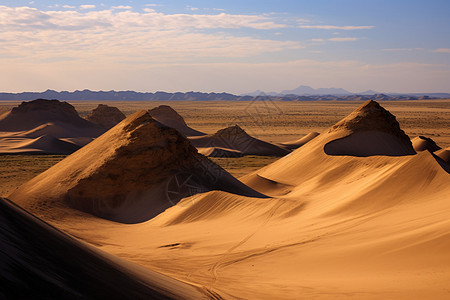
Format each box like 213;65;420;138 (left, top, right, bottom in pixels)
190;125;291;156
85;104;126;129
149;105;205;137
323;100;415;156
10;110;265;223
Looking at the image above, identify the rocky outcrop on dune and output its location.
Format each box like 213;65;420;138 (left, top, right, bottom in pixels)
0;99;101;132
149;105;205;137
85;104;126;129
324;100;416;156
411;136;441;152
10;110;265;223
190;125;290;156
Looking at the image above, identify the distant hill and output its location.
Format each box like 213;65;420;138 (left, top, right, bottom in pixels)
0;89;448;101
0;89;250;101
280;85;353;96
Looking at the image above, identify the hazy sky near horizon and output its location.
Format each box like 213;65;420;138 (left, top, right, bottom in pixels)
0;0;449;93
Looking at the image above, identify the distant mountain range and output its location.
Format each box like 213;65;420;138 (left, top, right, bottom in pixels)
0;88;448;101
242;85;450;98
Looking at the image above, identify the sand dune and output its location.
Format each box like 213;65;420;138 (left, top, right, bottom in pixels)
0;197;207;299
411;135;441;152
435;147;450;163
190;125;291;156
85;104;126;129
10;110;265;223
149;105;206;137
277;132;319;150
7;100;450;298
198;146;244;157
433;147;450;173
0;99;101;132
0;99;104;154
0;134;80;154
323;100;416;156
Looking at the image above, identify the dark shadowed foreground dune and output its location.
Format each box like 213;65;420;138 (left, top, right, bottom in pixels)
0;197;207;299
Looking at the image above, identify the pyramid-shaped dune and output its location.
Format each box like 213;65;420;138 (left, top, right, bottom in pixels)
324;100;416;156
149;105;205;137
190;125;290;156
10;110;265;223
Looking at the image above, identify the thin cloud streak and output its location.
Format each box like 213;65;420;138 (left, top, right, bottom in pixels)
329;37;359;42
299;25;374;30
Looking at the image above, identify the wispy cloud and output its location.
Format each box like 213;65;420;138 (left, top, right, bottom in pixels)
329;37;359;42
299;25;374;30
0;6;299;65
111;6;132;10
382;48;423;51
433;48;450;53
79;5;96;10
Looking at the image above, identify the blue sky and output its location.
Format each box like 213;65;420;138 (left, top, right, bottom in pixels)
0;0;449;93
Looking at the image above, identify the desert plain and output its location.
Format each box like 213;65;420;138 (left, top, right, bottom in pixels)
0;98;449;299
